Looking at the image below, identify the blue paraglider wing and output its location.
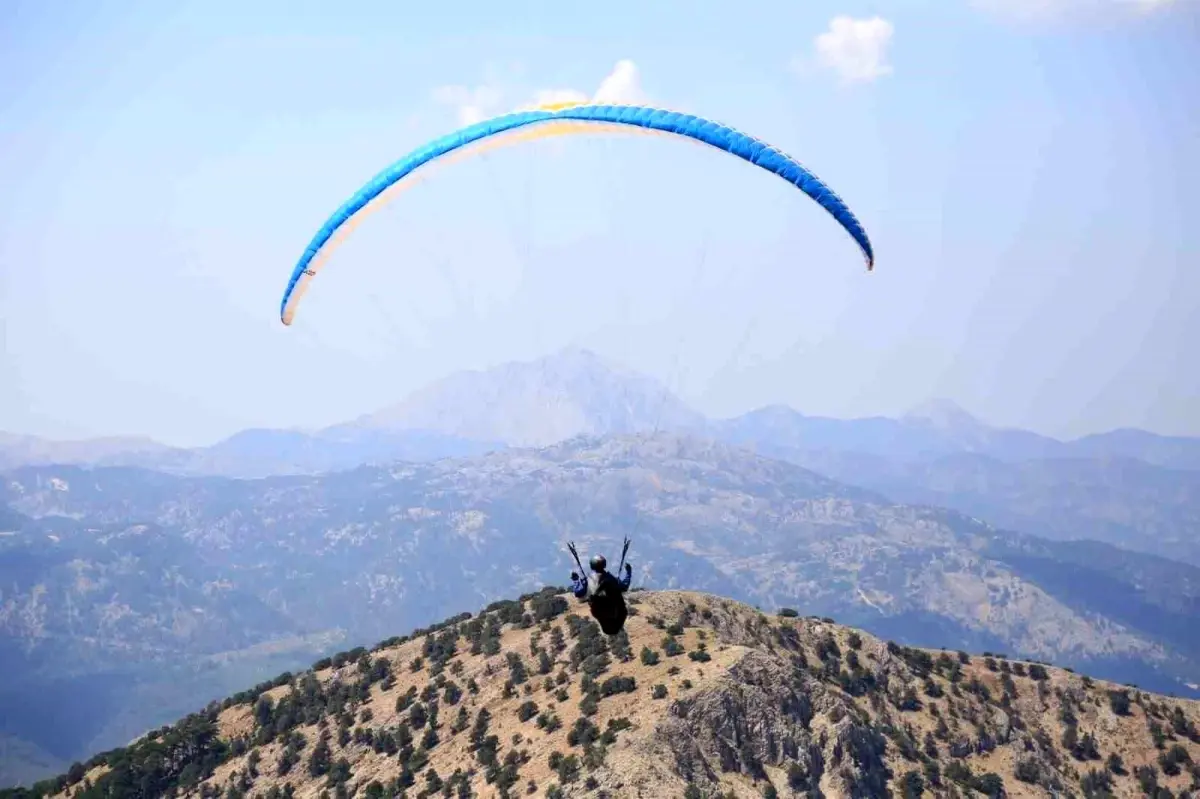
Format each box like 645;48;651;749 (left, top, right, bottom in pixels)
281;103;875;325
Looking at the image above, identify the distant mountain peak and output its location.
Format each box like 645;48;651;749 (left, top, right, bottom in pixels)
350;348;705;447
743;403;805;420
5;353;1197;478
903;397;984;430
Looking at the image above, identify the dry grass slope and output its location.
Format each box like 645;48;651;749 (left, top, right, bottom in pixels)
35;590;1200;799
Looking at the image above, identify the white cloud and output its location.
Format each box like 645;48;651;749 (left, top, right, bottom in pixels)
433;60;649;127
592;59;647;104
813;16;895;84
525;60;648;111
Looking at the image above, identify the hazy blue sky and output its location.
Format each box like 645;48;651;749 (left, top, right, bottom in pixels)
1;0;1197;446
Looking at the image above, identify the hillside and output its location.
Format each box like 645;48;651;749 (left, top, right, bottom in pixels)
3;433;1200;787
4;436;1195;686
14;589;1200;799
765;448;1200;568
0;433;178;473
0;428;499;481
5;435;1198;690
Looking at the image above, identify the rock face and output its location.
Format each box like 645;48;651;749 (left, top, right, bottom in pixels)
659;651;821;782
18;589;1200;799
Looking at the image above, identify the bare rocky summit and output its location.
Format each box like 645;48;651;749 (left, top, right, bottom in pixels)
23;589;1200;799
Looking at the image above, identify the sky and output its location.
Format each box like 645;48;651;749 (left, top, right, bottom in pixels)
1;0;1197;447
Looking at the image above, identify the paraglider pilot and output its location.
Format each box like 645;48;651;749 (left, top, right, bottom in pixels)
568;538;632;636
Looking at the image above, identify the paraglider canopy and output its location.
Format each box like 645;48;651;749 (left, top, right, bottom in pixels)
278;101;875;327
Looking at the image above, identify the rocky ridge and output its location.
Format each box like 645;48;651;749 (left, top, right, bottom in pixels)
21;589;1200;799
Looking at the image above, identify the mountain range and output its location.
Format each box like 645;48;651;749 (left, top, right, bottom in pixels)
3;432;1200;787
2;347;1199;787
4;347;1198;565
6;349;1199;476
